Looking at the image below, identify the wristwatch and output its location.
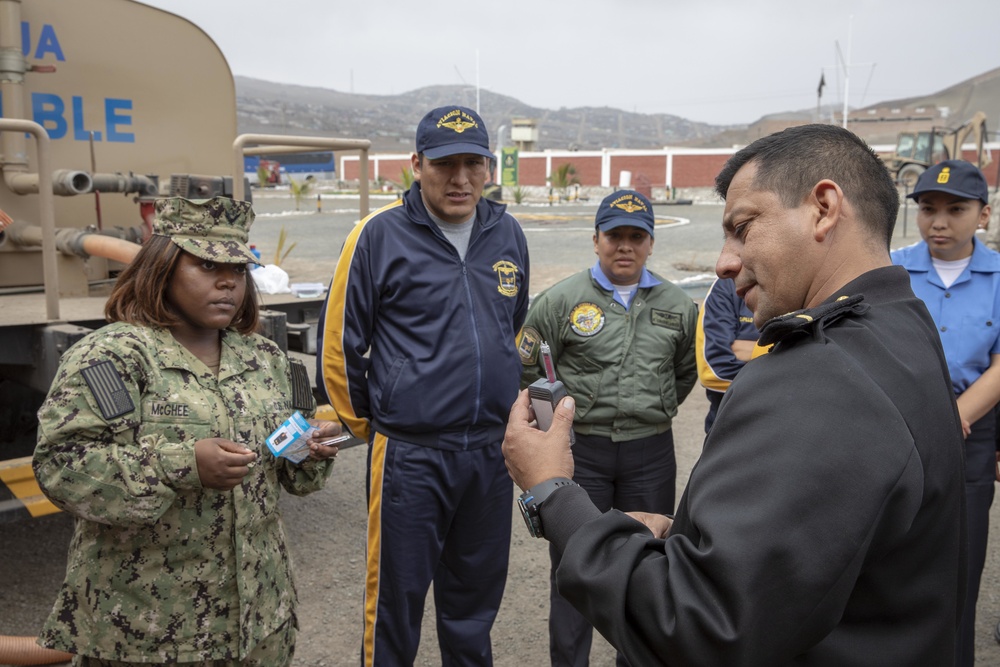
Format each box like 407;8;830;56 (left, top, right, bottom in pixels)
517;477;578;538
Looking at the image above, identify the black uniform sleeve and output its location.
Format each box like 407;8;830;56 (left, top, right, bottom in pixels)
544;345;927;666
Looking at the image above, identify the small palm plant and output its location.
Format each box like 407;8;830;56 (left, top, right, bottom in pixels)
256;163;270;188
400;166;414;189
273;226;297;267
550;163;580;201
288;177;313;211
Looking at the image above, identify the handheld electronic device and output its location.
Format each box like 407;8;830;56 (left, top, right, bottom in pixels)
528;377;568;432
529;342;574;443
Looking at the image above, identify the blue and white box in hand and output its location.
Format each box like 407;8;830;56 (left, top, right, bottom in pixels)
266;411;318;463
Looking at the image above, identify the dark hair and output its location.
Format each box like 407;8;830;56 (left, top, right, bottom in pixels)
105;235;259;335
715;124;899;248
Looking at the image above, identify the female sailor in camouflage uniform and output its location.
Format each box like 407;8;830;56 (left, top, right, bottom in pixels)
33;196;339;666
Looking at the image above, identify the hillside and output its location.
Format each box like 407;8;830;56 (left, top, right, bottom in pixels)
235;67;1000;152
702;66;1000;148
236;77;736;152
856;65;1000;144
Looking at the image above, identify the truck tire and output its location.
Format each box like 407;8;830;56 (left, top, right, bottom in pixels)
898;164;925;189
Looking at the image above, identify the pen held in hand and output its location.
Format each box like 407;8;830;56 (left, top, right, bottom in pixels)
313;433;352;447
540;341;557;383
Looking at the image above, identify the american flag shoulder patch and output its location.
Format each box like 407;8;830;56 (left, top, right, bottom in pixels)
289;359;313;412
80;360;136;420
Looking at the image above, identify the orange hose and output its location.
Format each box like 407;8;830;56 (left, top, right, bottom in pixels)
0;635;72;665
79;233;141;265
5;225;141;265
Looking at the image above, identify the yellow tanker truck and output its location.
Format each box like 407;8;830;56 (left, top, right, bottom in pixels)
0;0;369;523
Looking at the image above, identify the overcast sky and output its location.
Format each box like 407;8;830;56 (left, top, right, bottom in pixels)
142;0;997;126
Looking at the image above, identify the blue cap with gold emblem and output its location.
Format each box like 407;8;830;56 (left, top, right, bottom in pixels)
595;190;655;237
416;105;494;160
907;159;989;205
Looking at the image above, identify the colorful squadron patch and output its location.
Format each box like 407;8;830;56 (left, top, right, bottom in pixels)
516;327;542;364
437;109;479;134
569;302;605;337
493;261;520;297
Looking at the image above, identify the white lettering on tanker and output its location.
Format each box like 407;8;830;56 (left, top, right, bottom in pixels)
0;21;135;144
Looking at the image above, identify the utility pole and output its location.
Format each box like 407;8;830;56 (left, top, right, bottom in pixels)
830;15;874;130
841;16;852;129
475;49;480;114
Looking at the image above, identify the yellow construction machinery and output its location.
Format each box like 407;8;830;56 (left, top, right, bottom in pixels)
883;111;992;186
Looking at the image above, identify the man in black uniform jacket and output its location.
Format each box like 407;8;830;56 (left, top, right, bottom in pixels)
503;124;966;666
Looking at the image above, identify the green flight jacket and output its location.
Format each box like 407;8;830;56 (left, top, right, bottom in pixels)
518;269;698;441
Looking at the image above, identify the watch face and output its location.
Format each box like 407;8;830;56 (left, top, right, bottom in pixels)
517;494;543;538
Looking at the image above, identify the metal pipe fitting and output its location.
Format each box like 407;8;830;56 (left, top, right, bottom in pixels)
89;172;159;196
4;169;93;195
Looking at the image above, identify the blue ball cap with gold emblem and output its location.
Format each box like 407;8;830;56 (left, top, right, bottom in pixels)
907;159;989;205
595;190;656;237
416;105;494;160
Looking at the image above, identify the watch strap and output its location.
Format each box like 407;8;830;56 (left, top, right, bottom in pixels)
518;477;578;538
524;477;577;506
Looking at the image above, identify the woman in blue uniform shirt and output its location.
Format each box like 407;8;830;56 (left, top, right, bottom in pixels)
891;159;998;667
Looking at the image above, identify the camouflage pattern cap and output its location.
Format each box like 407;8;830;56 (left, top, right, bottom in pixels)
152;196;260;265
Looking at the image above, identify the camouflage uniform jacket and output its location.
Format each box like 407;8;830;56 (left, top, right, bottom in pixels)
33;322;332;662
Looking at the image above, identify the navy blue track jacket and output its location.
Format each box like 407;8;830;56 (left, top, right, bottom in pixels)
317;182;530;450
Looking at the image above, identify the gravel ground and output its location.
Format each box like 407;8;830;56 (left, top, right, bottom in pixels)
5;389;1000;666
4;197;1000;665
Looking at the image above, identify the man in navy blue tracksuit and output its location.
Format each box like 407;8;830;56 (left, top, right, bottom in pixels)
318;105;529;666
694;276;759;433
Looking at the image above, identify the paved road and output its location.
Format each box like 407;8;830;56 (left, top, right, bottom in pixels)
245;193;721;290
245;190;931;294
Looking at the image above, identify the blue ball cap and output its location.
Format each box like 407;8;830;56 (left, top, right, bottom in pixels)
907;159;989;205
416;105;494;160
595;190;655;237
